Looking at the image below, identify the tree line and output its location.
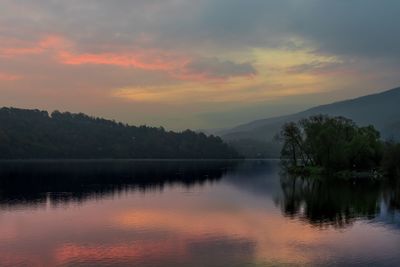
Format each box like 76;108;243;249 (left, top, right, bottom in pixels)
0;107;240;159
279;114;400;178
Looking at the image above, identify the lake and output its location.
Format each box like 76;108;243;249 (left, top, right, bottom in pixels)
0;160;399;267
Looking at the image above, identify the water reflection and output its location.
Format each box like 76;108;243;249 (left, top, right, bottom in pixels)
0;160;399;267
278;173;400;229
0;160;238;209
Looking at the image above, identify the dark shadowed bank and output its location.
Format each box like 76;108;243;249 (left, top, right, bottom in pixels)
0;160;239;208
0;107;240;159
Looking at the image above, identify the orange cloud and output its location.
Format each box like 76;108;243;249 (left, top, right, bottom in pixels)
1;35;257;83
0;72;21;81
58;51;255;83
58;50;188;71
1;35;189;72
0;35;70;58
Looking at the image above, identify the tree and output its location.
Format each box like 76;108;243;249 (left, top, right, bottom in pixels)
382;141;400;177
0;107;241;159
279;115;383;173
279;122;305;167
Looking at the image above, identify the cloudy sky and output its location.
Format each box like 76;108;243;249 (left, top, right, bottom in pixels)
1;0;399;129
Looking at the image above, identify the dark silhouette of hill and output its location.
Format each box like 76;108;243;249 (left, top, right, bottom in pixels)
221;86;400;142
0;107;240;159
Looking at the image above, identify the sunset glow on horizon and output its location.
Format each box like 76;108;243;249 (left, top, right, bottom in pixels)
1;0;399;129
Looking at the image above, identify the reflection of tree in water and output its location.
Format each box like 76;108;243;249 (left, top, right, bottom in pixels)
278;174;388;228
0;160;239;209
382;180;400;214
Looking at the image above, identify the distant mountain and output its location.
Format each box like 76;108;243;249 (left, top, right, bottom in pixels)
0;107;240;159
221;86;400;143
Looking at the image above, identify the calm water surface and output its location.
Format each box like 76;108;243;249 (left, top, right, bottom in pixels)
0;160;399;267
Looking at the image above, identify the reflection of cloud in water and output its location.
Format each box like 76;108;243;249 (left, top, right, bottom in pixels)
0;175;329;266
55;236;255;267
0;160;400;266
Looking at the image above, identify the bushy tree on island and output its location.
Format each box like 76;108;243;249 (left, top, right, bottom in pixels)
279;115;383;176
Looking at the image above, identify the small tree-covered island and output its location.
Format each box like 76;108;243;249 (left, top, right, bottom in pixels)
279;115;400;179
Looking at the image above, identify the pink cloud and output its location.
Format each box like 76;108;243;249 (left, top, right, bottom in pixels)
0;35;256;83
0;35;190;73
0;72;21;81
58;49;254;82
0;35;70;57
58;50;188;71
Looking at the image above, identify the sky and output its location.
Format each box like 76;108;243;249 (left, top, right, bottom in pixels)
1;0;400;130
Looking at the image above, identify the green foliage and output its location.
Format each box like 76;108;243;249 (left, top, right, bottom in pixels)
381;141;400;178
279;115;383;173
0;107;240;159
279;122;305;166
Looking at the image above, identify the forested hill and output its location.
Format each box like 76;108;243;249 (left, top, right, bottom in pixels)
0;108;240;159
221;86;400;142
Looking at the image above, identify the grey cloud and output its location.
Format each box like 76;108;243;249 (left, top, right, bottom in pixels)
0;1;291;52
290;0;400;58
183;58;256;79
2;0;400;59
2;0;400;131
286;61;344;75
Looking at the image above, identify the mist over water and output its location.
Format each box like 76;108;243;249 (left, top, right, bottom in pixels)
0;160;399;267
